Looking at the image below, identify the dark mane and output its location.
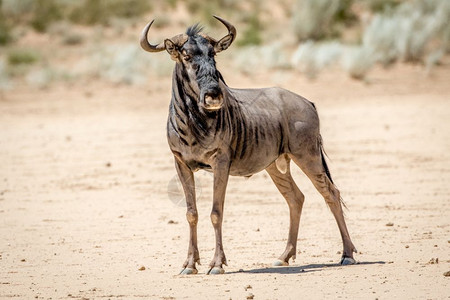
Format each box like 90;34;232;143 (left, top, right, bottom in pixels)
186;23;203;37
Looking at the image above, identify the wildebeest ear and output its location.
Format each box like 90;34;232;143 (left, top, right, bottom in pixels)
164;39;180;61
214;35;233;53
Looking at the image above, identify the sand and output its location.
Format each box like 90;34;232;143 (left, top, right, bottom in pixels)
1;63;449;299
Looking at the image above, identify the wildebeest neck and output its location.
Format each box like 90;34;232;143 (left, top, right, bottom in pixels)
168;64;226;147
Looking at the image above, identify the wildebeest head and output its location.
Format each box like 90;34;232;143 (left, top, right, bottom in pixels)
140;16;236;111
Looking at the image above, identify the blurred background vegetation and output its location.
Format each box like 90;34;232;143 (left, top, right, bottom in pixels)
0;0;449;90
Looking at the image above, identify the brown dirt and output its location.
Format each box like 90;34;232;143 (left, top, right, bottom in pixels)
1;63;449;299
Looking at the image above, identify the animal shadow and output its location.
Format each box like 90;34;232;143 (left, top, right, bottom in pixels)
231;261;386;275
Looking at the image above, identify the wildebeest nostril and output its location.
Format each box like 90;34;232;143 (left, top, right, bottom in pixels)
205;87;221;99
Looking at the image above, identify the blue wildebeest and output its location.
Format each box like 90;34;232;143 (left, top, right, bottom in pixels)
140;16;357;275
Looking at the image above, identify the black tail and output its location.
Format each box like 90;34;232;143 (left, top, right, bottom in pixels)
318;135;333;184
313;101;348;210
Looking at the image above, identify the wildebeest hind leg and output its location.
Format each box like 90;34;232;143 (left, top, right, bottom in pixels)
266;158;304;266
290;153;357;265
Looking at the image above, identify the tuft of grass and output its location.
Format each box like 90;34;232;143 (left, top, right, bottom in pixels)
7;49;40;65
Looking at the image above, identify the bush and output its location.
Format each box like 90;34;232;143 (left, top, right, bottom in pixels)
234;43;290;74
341;46;374;79
0;59;12;91
362;0;450;64
292;0;342;41
291;41;343;78
69;0;152;26
7;49;39;65
237;11;262;46
367;0;401;13
0;15;12;45
291;0;450;79
1;0;34;20
30;0;62;33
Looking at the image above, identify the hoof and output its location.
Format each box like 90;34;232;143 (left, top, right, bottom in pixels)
208;267;225;275
273;260;289;266
179;267;198;275
340;256;356;265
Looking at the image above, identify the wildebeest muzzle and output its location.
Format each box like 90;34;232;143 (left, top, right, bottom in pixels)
201;86;223;111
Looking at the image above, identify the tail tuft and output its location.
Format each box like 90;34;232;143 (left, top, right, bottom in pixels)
318;135;333;184
319;135;348;210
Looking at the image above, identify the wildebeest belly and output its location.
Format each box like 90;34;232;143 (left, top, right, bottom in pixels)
228;141;281;176
174;141;281;177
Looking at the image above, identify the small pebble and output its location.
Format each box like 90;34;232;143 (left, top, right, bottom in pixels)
244;285;252;291
444;271;450;277
428;258;438;264
246;293;254;299
386;222;394;227
238;269;244;272
168;220;178;224
138;266;146;271
405;245;409;248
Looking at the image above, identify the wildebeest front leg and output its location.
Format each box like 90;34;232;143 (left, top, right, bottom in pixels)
266;159;305;266
207;153;230;275
175;158;200;275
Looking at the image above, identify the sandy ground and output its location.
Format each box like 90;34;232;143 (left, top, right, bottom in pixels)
1;63;450;299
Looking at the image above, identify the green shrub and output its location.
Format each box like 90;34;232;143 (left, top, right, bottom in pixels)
69;0;152;26
367;0;401;13
0;16;12;45
7;49;39;65
292;0;341;41
30;0;62;33
237;11;262;46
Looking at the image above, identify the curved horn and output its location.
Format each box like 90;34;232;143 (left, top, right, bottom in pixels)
140;20;165;53
213;15;237;44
